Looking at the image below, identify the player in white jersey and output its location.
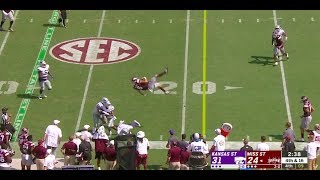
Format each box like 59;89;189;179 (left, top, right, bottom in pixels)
210;129;226;152
306;124;320;167
92;97;116;133
37;61;53;99
0;10;15;32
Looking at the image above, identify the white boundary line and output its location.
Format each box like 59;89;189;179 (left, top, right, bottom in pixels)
0;10;19;55
181;10;190;134
74;10;106;133
272;10;293;126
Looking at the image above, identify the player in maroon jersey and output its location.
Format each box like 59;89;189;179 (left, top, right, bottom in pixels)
0;125;11;150
20;135;34;170
18;127;29;148
0;144;14;170
300;96;315;142
272;34;289;66
131;67;169;96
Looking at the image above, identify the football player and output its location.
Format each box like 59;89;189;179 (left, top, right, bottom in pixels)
300;96;315;142
0;10;15;32
92;97;113;131
37;61;53;99
131;67;169;96
272;25;288;65
58;10;67;28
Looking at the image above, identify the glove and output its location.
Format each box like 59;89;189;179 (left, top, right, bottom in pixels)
285;37;288;41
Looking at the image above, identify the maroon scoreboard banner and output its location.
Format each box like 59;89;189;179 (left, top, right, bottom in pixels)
245;151;282;169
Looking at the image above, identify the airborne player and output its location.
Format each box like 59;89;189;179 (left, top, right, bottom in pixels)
272;25;289;65
131;67;169;96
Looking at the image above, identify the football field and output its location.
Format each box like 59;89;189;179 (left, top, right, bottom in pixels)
1;10;320;169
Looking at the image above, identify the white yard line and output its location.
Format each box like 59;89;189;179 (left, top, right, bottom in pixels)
0;10;19;56
181;10;191;134
272;10;293;127
74;10;106;133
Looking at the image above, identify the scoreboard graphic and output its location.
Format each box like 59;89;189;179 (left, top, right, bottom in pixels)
211;151;307;170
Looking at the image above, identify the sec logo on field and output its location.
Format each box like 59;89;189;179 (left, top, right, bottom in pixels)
49;37;141;65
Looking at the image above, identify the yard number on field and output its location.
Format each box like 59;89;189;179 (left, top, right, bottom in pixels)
153;81;217;95
0;81;19;94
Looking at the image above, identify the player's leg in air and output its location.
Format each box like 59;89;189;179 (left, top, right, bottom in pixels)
150;67;169;94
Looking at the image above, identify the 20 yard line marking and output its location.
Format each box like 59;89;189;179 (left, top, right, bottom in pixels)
181;10;190;134
272;10;293;127
74;10;106;133
0;10;19;56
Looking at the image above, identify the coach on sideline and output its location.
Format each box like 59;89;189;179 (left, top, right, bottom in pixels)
43;120;62;155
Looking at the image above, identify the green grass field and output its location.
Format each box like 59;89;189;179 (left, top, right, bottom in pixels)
1;10;320;170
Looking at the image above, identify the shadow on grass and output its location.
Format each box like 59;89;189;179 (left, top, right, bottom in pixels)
16;94;39;99
43;23;62;27
268;134;283;141
249;56;275;66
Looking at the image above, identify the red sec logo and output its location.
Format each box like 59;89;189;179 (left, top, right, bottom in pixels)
49;37;141;65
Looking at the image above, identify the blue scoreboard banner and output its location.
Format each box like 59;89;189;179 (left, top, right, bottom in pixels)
211;151;246;169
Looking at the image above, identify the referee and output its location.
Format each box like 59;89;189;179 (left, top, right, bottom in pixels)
58;10;67;28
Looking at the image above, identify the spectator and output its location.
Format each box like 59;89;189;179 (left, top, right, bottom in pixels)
166;141;181;170
104;140;117;170
92;126;109;170
240;137;253;151
281;122;295;152
32;139;47;170
43;120;62;155
209;129;226;154
20;135;34;170
304;132;317;170
180;146;190;170
177;134;189;150
166;129;178;148
81;124;92;142
73;132;82;152
61;135;77;166
77;135;92;165
0;144;14;170
256;136;269;151
136;131;150;170
187;133;209;169
187;133;209;155
44;149;57;170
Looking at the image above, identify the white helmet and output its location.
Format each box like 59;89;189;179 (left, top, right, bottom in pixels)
101;97;109;105
40;60;47;67
275;25;280;29
108;105;115;111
